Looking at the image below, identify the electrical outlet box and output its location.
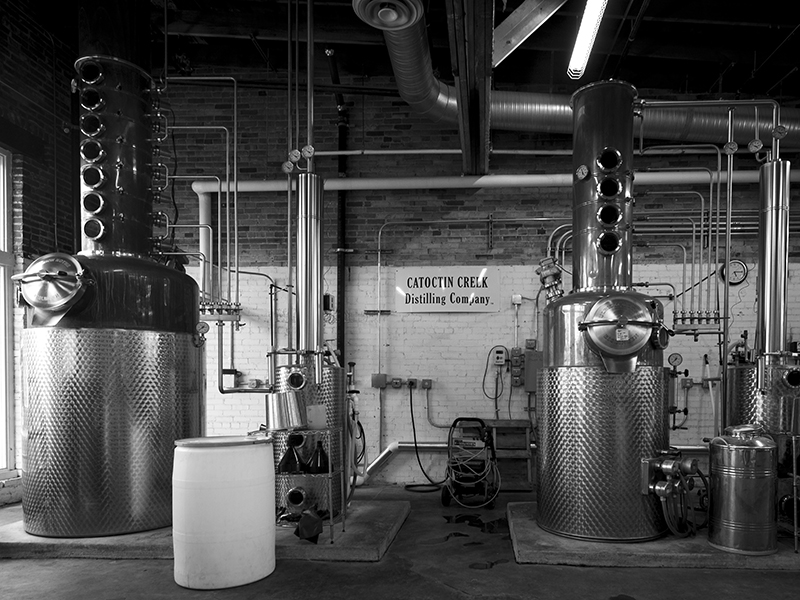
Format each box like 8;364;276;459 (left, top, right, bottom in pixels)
681;378;694;389
371;373;387;389
407;378;417;388
511;294;522;305
391;377;403;388
494;348;507;365
421;379;433;389
524;349;544;393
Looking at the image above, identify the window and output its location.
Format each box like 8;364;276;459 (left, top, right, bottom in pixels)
0;146;14;476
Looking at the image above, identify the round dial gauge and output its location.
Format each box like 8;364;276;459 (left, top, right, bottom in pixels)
668;352;683;367
196;321;210;335
720;259;748;285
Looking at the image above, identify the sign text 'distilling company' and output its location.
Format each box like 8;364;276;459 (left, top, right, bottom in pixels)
394;267;500;313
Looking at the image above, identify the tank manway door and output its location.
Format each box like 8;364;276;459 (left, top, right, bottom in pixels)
13;253;93;327
580;294;667;373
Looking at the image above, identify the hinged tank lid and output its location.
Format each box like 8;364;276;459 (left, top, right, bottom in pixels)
15;253;88;311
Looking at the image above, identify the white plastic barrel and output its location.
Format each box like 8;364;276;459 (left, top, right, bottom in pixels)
172;435;275;589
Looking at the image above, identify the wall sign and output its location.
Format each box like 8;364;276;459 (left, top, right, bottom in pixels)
394;266;500;312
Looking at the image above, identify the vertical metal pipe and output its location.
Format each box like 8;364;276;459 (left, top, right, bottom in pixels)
756;160;791;363
286;3;295;353
268;284;277;386
297;173;323;354
306;0;315;172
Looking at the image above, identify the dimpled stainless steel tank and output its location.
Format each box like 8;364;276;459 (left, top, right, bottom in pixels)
536;81;670;541
18;55;203;537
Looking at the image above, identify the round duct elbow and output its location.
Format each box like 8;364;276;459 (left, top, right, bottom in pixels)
352;0;424;30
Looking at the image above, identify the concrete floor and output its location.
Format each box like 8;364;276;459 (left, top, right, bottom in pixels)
1;485;799;600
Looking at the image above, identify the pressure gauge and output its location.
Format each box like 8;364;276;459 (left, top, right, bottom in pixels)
720;259;748;286
668;352;683;367
196;321;210;335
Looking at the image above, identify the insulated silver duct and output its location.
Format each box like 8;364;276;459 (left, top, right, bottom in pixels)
353;6;800;145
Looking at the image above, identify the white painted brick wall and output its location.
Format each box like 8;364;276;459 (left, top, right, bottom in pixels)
180;260;781;486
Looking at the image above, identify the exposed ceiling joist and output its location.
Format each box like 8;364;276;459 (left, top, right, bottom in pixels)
493;0;567;68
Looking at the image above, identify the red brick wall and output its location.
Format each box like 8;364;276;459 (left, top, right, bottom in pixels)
157;63;778;273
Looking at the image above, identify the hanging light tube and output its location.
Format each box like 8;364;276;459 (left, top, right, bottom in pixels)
567;0;609;80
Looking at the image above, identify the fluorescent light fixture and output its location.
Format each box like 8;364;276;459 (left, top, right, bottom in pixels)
567;0;609;80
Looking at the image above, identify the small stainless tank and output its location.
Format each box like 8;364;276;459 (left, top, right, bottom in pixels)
708;424;778;555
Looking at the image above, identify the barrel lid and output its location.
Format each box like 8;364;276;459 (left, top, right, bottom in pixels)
175;434;272;447
711;423;775;449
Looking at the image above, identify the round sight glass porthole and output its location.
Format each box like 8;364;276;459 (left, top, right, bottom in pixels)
597;147;623;172
597;204;622;226
82;192;105;215
80;113;105;137
80;139;106;163
596;231;622;255
79;60;103;85
81;165;107;189
83;218;106;241
598;177;622;199
287;369;307;391
79;88;105;112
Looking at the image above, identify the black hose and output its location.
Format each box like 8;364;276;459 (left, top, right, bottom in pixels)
406;385;445;490
695;468;710;529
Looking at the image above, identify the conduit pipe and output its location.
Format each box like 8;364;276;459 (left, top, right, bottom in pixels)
644;190;713;321
169;126;231;300
365;440;447;480
191;168;800;197
168;76;240;307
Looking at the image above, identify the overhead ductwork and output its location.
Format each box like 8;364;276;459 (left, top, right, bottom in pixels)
352;1;800;145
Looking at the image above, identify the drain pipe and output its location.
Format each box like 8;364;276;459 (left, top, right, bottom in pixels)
365;440;448;480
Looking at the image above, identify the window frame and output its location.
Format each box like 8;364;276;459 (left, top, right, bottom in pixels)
0;146;16;477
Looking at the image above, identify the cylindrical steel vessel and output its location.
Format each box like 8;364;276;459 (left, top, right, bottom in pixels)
538;365;668;540
21;257;203;536
708;424;778;555
19;55;203;537
536;81;670;541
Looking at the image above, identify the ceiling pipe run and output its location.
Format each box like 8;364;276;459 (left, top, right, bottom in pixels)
351;3;800;146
